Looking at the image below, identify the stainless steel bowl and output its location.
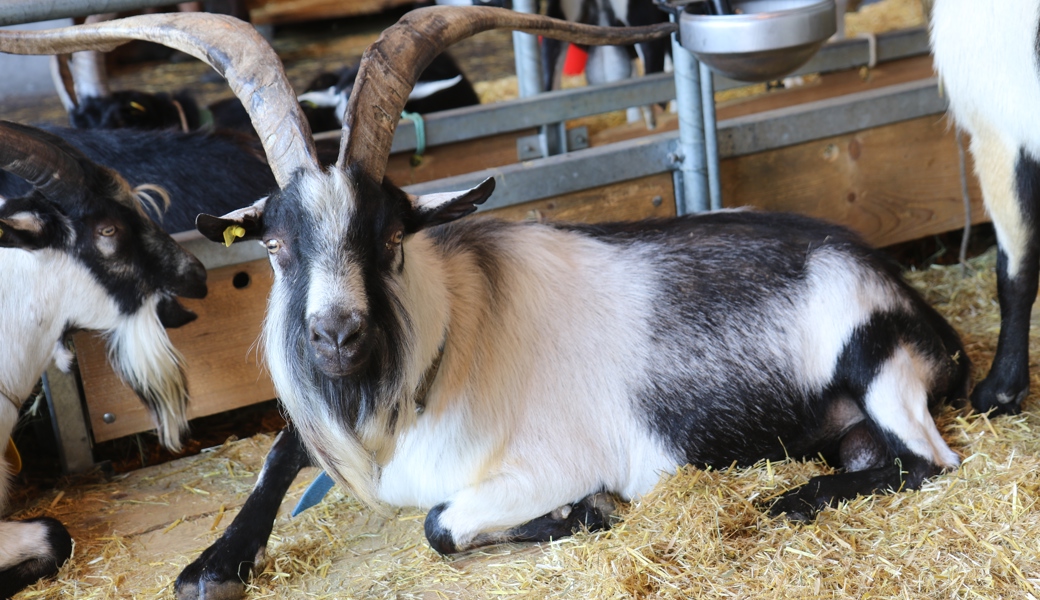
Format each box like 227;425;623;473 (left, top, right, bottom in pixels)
679;0;836;82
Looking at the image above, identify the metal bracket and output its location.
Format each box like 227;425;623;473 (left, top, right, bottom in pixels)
517;125;589;161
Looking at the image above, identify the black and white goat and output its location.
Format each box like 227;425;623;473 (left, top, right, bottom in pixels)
0;121;206;597
931;1;1040;415
52;50;203;132
0;126;277;234
0;10;969;600
297;52;480;133
543;0;669;88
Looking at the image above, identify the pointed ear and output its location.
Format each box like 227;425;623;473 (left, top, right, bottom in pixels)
407;177;495;232
196;197;267;246
0;207;61;250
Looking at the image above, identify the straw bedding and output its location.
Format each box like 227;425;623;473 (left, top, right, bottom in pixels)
11;247;1040;599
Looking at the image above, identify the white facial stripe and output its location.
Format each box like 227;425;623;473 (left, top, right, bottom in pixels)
306;256;369;322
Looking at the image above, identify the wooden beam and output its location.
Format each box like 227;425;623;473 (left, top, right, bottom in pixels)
719;114;984;248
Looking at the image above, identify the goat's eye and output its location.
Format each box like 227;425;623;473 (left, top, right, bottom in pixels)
98;225;117;237
386;230;404;250
265;239;281;254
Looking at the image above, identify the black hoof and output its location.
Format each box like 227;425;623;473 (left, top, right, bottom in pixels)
768;489;823;523
970;376;1028;416
175;542;263;600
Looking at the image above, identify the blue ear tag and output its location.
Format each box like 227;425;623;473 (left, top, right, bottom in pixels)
291;471;336;517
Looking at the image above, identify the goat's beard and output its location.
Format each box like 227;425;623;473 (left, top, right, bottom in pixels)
260;288;385;508
106;296;190;452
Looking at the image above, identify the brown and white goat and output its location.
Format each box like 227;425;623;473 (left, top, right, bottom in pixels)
931;1;1040;415
0;121;205;597
0;10;970;600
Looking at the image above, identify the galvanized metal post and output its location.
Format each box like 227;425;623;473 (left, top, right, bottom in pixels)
700;61;722;210
511;0;567;157
512;0;543;99
670;17;709;214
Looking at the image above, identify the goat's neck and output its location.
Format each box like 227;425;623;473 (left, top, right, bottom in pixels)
0;249;117;403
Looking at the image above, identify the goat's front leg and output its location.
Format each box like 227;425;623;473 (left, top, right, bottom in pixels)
422;472;617;555
175;426;312;600
968;125;1040;415
0;518;73;599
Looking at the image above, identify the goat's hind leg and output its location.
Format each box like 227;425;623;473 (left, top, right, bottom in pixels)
968;124;1040;415
771;342;958;521
175;426;312;600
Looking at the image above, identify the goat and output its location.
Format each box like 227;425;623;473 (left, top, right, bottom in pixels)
298;52;481;133
0;126;276;234
930;1;1039;415
52;50;203;132
0;120;206;598
543;0;669;88
0;10;969;600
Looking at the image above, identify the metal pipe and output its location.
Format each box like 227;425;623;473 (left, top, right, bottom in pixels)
670;17;709;214
700;61;721;210
0;0;179;26
511;0;543;98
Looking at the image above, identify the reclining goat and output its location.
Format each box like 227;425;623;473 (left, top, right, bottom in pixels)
0;121;205;598
0;10;970;600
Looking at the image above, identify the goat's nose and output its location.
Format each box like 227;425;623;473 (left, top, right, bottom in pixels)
309;311;366;350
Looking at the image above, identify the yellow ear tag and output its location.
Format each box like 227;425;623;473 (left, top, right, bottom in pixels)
5;438;21;475
129;101;146;112
223;225;246;248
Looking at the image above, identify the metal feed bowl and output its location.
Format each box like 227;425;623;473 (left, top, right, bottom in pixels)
679;0;836;82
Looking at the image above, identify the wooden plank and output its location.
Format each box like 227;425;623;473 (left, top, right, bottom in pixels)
715;55;938;120
76;260;276;443
246;0;413;25
486;172;676;223
719;114;985;247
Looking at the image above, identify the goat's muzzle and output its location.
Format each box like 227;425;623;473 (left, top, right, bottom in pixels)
308;310;370;377
171;253;208;300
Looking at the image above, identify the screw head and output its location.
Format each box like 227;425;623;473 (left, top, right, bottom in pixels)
103;413;117;424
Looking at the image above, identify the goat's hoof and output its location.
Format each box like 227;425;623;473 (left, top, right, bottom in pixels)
174;578;245;600
768;489;823;523
175;545;262;600
970;376;1028;417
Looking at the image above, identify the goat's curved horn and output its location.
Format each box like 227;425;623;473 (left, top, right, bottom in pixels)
0;13;318;188
338;5;676;182
0;120;86;201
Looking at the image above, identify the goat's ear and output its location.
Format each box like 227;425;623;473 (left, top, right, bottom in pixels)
0;207;60;250
196;197;267;246
156;296;198;329
407;177;495;231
